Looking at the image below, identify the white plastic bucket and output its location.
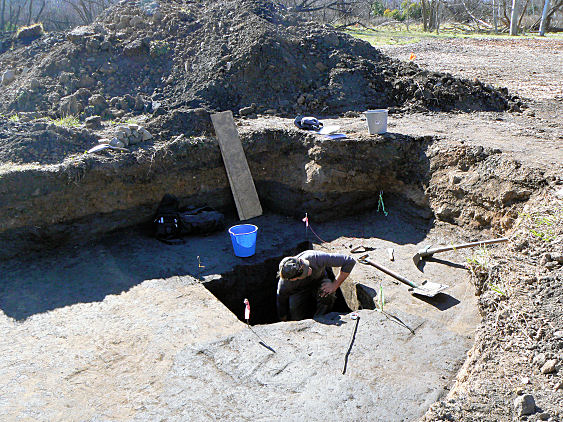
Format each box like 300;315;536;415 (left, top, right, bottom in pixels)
364;109;388;135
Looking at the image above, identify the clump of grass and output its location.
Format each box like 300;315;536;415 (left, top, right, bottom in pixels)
376;284;385;312
149;40;170;57
52;115;80;127
15;22;44;38
488;281;507;297
8;114;20;122
124;117;140;125
466;245;490;270
518;210;559;243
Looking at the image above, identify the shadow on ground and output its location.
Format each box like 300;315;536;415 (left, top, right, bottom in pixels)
0;203;433;321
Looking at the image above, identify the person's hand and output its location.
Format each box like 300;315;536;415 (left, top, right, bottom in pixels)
320;281;337;297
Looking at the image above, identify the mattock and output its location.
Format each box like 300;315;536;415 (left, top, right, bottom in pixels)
412;237;509;266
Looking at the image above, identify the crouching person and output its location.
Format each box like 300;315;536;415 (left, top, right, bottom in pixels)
277;250;356;321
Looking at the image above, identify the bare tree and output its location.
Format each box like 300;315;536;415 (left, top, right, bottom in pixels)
59;0;109;25
509;0;519;34
539;0;550;33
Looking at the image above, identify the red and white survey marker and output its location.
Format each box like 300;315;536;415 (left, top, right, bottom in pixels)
244;298;250;321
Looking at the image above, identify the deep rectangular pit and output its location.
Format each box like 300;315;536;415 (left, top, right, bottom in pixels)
203;241;358;324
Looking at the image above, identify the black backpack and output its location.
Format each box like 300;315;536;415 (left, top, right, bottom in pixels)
153;194;183;244
153;194;225;244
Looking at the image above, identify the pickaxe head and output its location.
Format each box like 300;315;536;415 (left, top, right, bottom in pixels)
413;245;432;266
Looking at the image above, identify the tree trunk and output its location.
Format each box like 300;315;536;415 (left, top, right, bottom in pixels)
493;0;498;32
435;0;440;34
422;0;429;31
509;0;519;35
1;0;6;31
428;0;437;30
27;0;33;26
539;0;550;35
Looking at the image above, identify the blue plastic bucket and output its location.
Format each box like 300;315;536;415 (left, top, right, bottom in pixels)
228;224;258;257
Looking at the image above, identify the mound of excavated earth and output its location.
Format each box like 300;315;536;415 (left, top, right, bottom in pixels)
0;0;522;129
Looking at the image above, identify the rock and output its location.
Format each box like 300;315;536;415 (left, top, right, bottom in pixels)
533;353;547;368
59;95;81;116
130;16;144;27
550;253;563;263
85;116;102;129
67;26;96;44
554;330;563;339
540;359;557;374
75;88;92;102
540;253;552;265
109;138;125;148
123;39;147;56
435;204;459;221
134;95;145;111
514;394;535;416
2;69;16;85
116;125;131;137
98;138;110;144
539;412;550;421
77;75;96;88
140;127;153;141
89;94;108;110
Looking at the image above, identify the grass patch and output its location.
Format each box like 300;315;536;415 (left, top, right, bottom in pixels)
466;245;491;270
124;117;141;125
346;23;563;46
8;114;20;122
51;115;81;128
15;22;44;38
149;40;170;57
518;209;561;243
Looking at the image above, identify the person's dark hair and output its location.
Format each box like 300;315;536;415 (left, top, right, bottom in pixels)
278;257;305;280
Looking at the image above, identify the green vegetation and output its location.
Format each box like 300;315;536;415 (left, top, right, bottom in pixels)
8;114;20;122
149;40;170;57
376;284;385;312
372;0;422;21
488;281;507;297
124;117;141;125
519;209;561;243
347;25;563;46
51;115;81;127
466;245;490;270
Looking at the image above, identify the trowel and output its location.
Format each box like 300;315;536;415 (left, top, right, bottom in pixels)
412;237;509;266
358;254;448;297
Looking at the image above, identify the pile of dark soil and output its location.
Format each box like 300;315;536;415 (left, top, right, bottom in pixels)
0;0;521;134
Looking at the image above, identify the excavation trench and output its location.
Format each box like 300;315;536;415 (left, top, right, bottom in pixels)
0;120;545;421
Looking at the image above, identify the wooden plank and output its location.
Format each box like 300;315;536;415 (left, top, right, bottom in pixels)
211;111;262;221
